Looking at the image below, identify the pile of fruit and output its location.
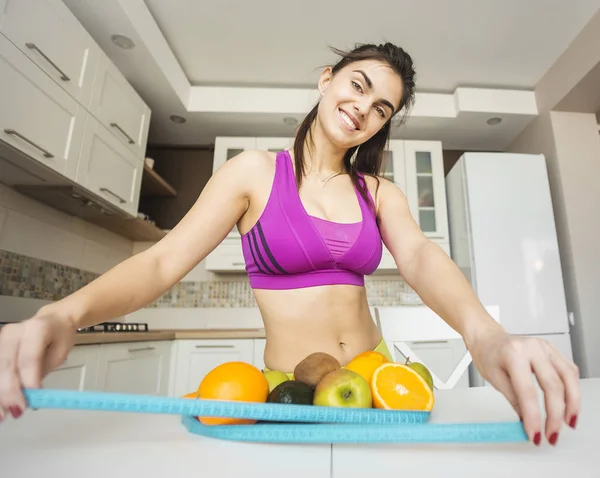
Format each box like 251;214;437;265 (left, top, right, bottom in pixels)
183;350;434;426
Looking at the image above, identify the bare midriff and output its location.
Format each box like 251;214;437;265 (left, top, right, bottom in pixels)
254;284;383;373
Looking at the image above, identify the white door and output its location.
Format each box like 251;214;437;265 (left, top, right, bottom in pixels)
95;342;172;396
404;140;448;241
0;33;86;180
77;115;143;217
43;346;99;391
170;339;255;397
0;0;99;106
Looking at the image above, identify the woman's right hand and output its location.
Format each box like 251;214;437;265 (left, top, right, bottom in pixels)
0;314;77;421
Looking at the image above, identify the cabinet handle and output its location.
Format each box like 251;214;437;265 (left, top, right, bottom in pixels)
100;187;126;204
231;262;245;266
410;340;449;344
128;346;156;353
110;122;135;145
195;345;235;349
25;43;70;82
3;129;54;158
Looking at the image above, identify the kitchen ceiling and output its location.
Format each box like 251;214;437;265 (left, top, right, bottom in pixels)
63;0;600;150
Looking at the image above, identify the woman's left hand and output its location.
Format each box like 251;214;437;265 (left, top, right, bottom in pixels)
468;326;580;446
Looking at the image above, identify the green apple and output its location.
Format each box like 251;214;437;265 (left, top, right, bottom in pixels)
313;369;372;408
263;370;290;392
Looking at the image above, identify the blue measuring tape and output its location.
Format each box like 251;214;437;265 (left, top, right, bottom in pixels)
23;389;528;444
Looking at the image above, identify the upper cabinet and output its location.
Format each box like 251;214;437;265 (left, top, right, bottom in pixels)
0;0;153;227
88;52;151;159
205;136;450;274
403;140;448;242
0;0;99;107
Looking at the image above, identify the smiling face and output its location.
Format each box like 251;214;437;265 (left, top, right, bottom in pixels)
315;59;404;149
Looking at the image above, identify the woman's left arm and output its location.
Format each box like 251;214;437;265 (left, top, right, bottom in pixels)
375;178;580;446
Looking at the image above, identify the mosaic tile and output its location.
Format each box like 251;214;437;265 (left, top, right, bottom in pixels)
0;249;417;308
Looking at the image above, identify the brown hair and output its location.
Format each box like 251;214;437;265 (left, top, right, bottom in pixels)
292;43;416;218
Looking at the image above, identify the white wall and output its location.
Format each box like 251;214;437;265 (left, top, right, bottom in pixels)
507;111;600;378
0;182;134;321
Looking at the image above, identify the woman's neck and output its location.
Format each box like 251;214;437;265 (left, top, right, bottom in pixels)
302;120;348;176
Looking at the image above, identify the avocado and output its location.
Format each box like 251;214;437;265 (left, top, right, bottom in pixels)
267;380;314;405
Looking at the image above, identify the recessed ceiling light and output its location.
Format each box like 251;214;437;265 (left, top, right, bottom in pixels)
169;114;186;124
111;34;135;49
486;117;502;126
283;117;298;126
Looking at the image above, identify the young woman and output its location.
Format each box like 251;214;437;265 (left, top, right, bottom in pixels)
0;43;579;446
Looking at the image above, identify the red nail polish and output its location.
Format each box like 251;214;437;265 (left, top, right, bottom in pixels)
533;432;541;446
549;432;559;446
9;406;22;419
569;415;578;428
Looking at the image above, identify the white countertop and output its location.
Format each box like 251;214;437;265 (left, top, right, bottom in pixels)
1;379;598;478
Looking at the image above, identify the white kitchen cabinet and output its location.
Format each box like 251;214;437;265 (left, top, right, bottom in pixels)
76;114;143;217
88;52;151;159
253;338;266;370
169;339;255;397
404;140;448;242
43;345;100;391
212;136;257;174
390;339;470;389
255;137;295;152
0;33;86;181
0;0;99;107
95;341;172;396
205;236;246;273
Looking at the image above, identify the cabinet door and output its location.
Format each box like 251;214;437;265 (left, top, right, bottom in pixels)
404;140;448;241
170;339;255;397
43;345;99;391
0;0;99;106
88;53;151;159
0;33;86;180
391;339;470;389
212;137;257;174
77;115;143;217
253;338;266;371
255;137;294;152
204;237;246;272
95;341;172;396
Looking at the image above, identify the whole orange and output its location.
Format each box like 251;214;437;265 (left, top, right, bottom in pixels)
196;361;269;425
344;351;389;384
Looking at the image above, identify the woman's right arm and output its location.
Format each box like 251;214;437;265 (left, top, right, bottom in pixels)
0;150;264;417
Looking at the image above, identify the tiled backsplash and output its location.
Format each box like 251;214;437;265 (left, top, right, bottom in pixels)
0;249;413;307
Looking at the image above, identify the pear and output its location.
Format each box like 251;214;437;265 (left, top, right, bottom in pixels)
404;357;434;391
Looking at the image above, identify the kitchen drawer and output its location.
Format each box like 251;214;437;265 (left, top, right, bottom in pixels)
89;52;151;159
43;345;100;391
205;237;246;272
0;33;85;180
0;0;99;106
77;115;143;217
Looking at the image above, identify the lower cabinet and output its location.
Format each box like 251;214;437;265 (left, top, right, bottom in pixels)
43;345;100;391
169;339;258;397
43;341;172;395
95;341;171;395
390;339;470;389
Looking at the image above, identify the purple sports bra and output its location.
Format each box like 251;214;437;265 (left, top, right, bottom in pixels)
241;150;383;289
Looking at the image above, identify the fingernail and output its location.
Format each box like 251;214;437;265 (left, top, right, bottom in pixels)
549;432;559;446
9;406;22;419
533;432;541;446
569;415;578;429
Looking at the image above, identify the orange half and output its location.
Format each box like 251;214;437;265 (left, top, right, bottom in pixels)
371;363;434;411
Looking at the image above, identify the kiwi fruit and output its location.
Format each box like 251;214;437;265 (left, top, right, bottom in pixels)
293;352;341;388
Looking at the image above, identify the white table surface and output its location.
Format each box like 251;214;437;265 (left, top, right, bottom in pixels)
1;379;598;478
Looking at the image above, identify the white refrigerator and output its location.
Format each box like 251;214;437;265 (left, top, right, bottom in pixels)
445;152;574;386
